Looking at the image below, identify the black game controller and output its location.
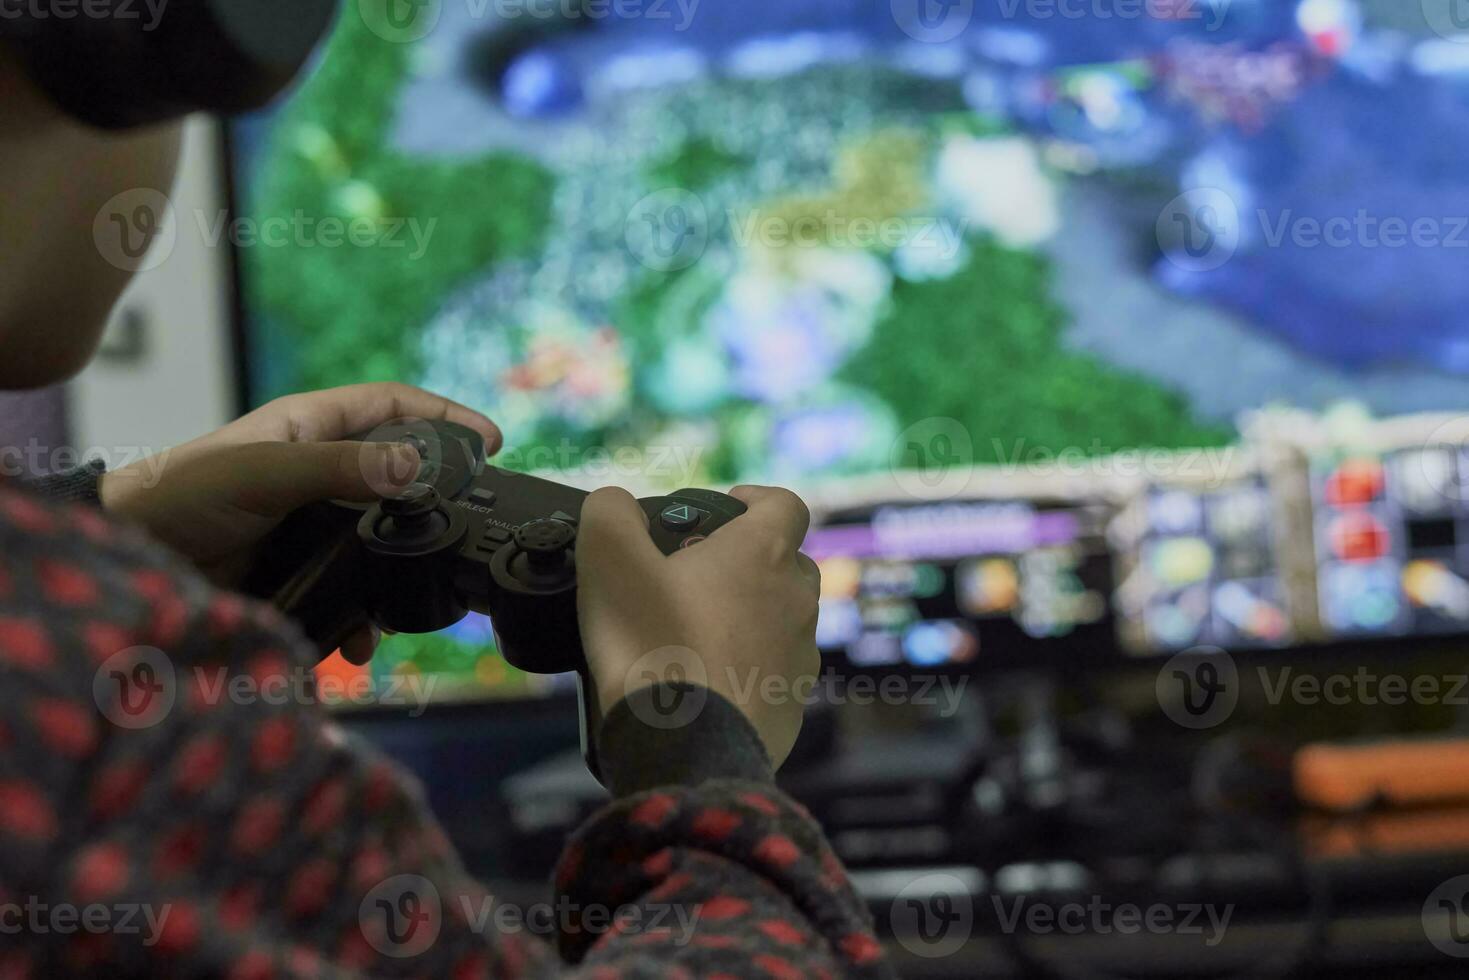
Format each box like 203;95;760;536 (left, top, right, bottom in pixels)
241;418;747;779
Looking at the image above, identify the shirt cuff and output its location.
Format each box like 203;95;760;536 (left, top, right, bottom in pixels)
24;458;107;506
595;683;774;797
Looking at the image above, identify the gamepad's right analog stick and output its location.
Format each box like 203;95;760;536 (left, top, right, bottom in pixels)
508;518;577;589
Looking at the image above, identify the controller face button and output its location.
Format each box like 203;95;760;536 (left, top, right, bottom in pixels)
678;534;708;550
659;503;708;532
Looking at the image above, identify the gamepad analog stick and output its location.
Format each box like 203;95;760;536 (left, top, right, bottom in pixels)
377;483;452;546
508;519;578;588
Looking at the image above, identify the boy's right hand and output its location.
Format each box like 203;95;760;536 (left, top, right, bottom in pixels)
575;485;822;770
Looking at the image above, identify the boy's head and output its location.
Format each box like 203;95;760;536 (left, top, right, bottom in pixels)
0;47;184;389
0;0;338;389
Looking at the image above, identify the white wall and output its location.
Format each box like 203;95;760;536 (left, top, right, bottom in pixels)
69;116;239;458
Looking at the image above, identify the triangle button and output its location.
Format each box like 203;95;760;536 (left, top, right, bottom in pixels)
659;503;706;532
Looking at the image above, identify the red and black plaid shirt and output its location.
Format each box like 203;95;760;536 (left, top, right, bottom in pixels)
0;482;893;978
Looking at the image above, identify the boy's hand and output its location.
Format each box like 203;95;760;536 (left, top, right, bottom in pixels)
99;383;501;662
575;485;822;770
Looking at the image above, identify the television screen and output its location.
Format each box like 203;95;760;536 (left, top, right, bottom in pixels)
230;0;1469;705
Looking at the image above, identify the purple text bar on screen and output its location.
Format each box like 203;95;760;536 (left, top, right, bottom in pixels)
803;510;1080;561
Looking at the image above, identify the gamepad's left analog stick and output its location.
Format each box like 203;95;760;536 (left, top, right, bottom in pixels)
377;483;452;547
357;482;470;635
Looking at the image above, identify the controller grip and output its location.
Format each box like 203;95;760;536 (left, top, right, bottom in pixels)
238;502;371;660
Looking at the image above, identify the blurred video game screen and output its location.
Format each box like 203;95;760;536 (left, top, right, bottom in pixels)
230;0;1469;706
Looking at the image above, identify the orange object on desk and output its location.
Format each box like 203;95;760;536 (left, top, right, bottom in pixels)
1306;806;1469;859
1295;738;1469;813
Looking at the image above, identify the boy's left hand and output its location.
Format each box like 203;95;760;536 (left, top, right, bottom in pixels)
99;383;502;661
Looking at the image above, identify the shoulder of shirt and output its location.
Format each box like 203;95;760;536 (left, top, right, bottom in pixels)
0;480;310;669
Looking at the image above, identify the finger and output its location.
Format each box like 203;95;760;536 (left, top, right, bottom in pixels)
725;485;812;551
796;553;822;596
727;484;761;505
256;384;502;455
576;487;663;579
213;441;422;520
340;627;380;667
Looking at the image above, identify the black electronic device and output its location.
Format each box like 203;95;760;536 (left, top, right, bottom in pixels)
241;417;747;779
1;0;338;129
